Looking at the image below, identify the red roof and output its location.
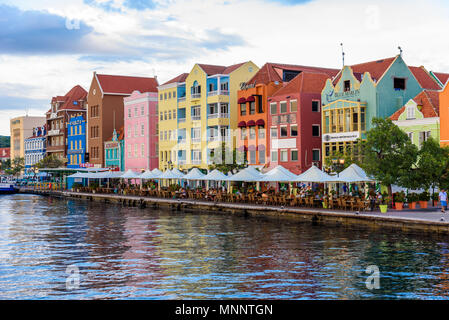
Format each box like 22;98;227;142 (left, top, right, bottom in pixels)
409;66;441;90
162;73;189;85
107;126;125;142
390;90;440;120
333;56;397;85
271;72;331;96
433;72;449;86
96;73;158;95
0;148;10;159
247;62;339;85
48;85;87;113
197;62;247;76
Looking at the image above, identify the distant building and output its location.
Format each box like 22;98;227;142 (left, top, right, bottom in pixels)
87;72;158;168
67;115;86;168
0;147;10;162
46;85;87;165
104;127;124;171
24;125;47;175
10;115;46;162
438;75;449;146
124;91;159;172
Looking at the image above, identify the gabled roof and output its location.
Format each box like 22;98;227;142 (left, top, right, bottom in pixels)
48;85;87;113
197;62;247;76
247;62;339;85
409;66;442;90
390;89;440;120
271;72;330;96
433;72;449;86
106;126;124;142
333;56;397;85
96;73;158;95
162;73;189;86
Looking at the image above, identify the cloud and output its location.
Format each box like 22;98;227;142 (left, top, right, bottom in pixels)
266;0;313;4
0;4;93;55
123;0;157;10
0;95;48;111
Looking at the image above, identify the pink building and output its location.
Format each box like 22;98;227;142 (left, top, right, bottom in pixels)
124;90;159;172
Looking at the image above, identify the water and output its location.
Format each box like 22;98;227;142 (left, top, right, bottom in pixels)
1;194;449;299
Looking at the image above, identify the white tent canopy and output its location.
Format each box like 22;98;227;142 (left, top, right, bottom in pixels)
160;170;180;179
140;170;154;179
120;170;142;179
67;172;89;179
227;166;264;182
184;168;205;180
150;168;163;179
171;168;185;179
331;164;374;183
296;165;333;183
202;169;228;181
260;165;298;182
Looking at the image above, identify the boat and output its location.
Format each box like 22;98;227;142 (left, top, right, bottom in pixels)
0;183;19;194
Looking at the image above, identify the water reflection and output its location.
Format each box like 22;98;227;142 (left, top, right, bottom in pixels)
0;194;449;299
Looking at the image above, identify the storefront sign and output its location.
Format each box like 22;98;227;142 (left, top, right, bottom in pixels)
271;138;297;150
105;141;119;149
80;163;94;168
323;131;360;143
240;82;256;90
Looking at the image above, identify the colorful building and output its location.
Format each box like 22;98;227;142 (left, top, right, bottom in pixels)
321;55;433;167
67;115;87;168
87;73;158;168
390;90;440;148
0;148;10;163
157;62;259;171
237;63;338;170
124;91;159;172
10;115;46;163
104;127;124;171
46;85;87;164
24;125;46;174
440;80;449;146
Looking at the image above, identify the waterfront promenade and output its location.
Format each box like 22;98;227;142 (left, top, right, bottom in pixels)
21;188;449;236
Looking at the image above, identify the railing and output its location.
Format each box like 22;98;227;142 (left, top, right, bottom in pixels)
207;113;229;119
178;139;186;144
178;96;186;102
208;136;219;142
192;115;201;121
207;90;229;96
68;149;85;154
178;118;186;123
192;93;201;99
192;138;201;143
47;129;61;136
192;159;201;164
49;113;58;119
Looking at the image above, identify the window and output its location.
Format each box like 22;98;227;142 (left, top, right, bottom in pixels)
240;103;246;116
249;127;256;139
160;94;163;100
407;132;413;142
249;150;256;164
192;149;201;163
160;112;163;121
280;101;287;113
141;124;145;136
419;131;431;147
191;106;201;120
141;144;145;157
258;126;265;139
312;125;320;137
141;106;144;116
168;92;171;99
344;80;351;92
173;110;176;119
312;149;320;161
406;106;415;119
291;149;298;161
164;111;167;120
394;77;406;90
290;100;297;112
270;127;277;139
173;91;176;98
220;82;228;91
280;150;288;162
164;93;167;100
271;151;278;162
220;103;229;115
134;144;138;157
249;101;256;114
291;125;298;137
135;124;138;137
270;102;277;115
312;101;320;112
280;126;288;137
221;126;228;140
192;127;201;142
241;128;247;140
259;149;265;164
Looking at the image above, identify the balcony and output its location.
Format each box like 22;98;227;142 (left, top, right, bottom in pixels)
207;90;229;97
192;159;201;165
47;129;61;136
192;115;201;121
49;113;58;119
178;96;186;102
191;93;201;99
178;139;186;144
178;118;186;123
192;137;201;143
207;113;229;119
47;145;65;153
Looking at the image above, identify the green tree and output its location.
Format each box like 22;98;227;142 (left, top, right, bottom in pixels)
208;142;247;174
324;141;364;173
5;157;24;178
361;118;418;196
36;154;64;169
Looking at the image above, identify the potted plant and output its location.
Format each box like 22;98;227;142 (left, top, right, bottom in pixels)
394;191;405;210
379;192;390;213
418;192;430;209
407;192;418;209
432;193;439;207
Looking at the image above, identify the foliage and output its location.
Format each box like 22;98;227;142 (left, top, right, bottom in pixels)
36;154;65;169
361;118;418;195
324;143;364;173
5;157;24;177
380;192;390;205
406;193;418;203
72;183;83;189
0;136;10;148
418;191;430;201
394;191;406;203
89;182;99;189
208;142;248;174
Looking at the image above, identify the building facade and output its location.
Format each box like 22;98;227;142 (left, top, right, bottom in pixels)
390;90;440;148
104;127;124;171
46;85;87;164
321;55;429;167
0;148;10;163
10;115;46;162
67;115;87;168
158;62;259;171
124;91;159;172
87;72;158;168
24;125;47;174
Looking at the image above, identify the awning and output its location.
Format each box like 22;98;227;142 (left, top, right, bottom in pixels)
256;119;265;126
238;97;247;104
247;120;256;126
238;121;247;127
238;145;248;152
258;144;266;151
248;145;256;151
246;96;255;102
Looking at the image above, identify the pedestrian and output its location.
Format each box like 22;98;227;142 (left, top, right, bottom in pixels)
439;189;448;213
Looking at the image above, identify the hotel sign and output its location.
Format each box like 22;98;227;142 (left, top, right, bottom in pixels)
325;89;360;104
323;131;360;143
240;82;256;90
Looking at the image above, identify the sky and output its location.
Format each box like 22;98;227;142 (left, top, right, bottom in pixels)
1;0;449;136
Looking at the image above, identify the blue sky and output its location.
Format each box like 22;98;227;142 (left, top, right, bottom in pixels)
0;0;448;135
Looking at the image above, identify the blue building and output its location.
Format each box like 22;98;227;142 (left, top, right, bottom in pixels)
67;115;86;168
24;125;47;175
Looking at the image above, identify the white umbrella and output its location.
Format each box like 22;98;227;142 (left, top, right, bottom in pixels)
151;168;163;178
203;169;228;181
296;165;333;183
261;165;298;182
121;170;142;179
184;168;205;180
140;170;154;180
160;170;179;179
227;166;264;182
171;168;185;179
331;164;374;183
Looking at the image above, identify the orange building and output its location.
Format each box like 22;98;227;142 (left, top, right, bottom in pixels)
440;80;449;146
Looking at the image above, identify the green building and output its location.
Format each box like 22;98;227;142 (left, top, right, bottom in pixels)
104;128;124;171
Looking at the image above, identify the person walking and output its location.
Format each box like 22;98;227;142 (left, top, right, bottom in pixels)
439;189;447;213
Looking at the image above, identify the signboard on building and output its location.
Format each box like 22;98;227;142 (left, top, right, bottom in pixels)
271;138;297;150
105;141;119;149
323;131;360;143
80;163;94;168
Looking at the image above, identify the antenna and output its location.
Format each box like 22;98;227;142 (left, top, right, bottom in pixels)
113;110;116;130
398;46;403;56
340;43;346;68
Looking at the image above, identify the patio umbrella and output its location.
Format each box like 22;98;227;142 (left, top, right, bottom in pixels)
295;165;333;183
171;168;185;179
330;164;374;183
140;170;154;180
202;169;228;181
226;166;264;182
184;168;205;180
260;165;298;182
120;170;142;179
150;168;163;179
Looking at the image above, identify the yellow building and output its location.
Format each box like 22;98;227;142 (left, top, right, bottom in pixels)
158;62;259;171
10;115;46;162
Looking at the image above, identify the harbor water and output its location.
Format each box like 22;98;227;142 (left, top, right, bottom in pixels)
1;194;449;299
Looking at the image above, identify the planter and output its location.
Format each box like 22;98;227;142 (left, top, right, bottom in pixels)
409;202;417;210
395;202;403;210
433;200;438;207
322;201;327;209
419;201;428;209
379;205;388;213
